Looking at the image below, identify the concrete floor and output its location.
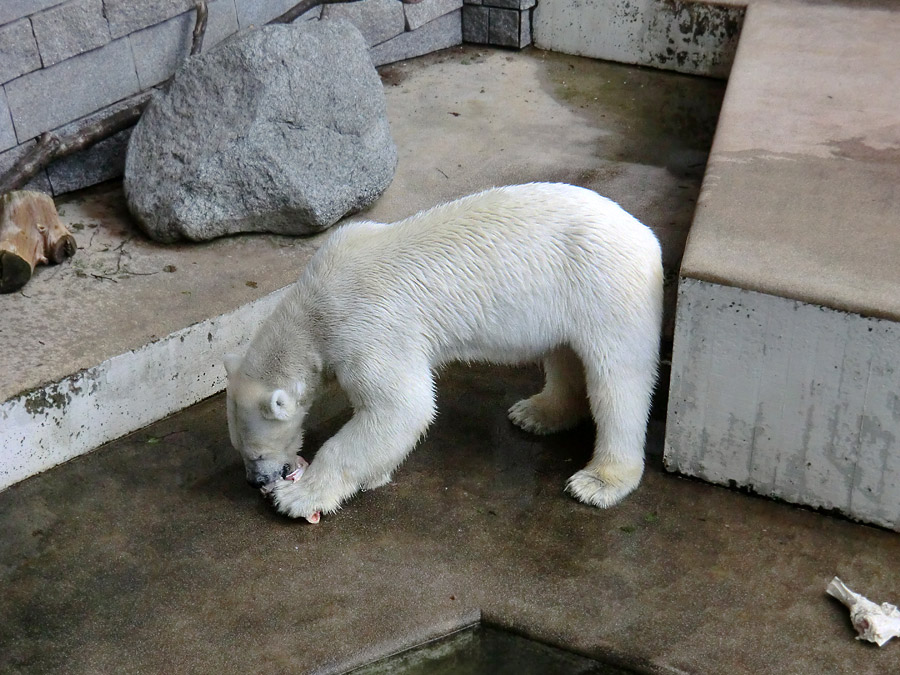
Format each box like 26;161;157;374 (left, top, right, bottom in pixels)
1;365;898;674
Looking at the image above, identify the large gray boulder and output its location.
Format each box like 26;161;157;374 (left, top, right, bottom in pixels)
124;19;397;243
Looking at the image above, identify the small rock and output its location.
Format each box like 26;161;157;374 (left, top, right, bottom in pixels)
124;19;397;243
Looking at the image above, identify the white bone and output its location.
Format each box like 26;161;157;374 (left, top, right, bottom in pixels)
827;577;900;647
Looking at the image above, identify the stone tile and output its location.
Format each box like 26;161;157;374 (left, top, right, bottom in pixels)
461;4;487;43
0;0;64;25
321;0;405;47
30;0;110;67
4;37;139;141
370;9;461;66
104;0;193;39
0;18;42;84
488;6;519;48
490;0;535;9
130;0;238;89
233;0;294;29
42;88;153;193
0;141;53;191
519;7;531;46
46;127;130;194
0;88;16;152
404;0;462;31
204;0;241;49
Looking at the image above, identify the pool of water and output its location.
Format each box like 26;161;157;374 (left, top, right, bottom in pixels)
350;625;635;675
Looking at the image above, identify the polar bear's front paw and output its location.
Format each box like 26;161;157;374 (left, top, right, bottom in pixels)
508;394;588;435
566;464;643;508
270;478;342;522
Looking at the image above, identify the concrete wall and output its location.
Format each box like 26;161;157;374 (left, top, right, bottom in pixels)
0;0;464;197
666;278;900;532
533;0;743;78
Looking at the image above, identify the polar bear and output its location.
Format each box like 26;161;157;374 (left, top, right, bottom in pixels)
224;183;663;521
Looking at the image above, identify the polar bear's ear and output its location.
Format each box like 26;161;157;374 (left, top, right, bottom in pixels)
223;353;241;377
268;389;297;421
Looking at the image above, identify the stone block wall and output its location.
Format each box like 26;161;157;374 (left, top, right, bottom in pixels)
462;0;533;49
0;0;466;198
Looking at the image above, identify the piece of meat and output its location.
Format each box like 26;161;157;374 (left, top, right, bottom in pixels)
285;455;310;481
282;456;321;524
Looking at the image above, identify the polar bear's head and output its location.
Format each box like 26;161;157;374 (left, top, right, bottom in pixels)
223;353;311;489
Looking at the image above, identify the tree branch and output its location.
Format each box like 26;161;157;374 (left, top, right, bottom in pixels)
191;1;209;56
0;102;146;194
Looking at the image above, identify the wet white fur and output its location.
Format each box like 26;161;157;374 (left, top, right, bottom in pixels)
225;183;663;519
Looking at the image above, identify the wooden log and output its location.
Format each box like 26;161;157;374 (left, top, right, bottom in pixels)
0;191;76;293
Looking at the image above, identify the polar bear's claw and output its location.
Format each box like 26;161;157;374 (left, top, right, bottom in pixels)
566;466;642;508
508;395;586;435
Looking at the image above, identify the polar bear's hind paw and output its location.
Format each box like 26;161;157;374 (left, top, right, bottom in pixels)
508;395;587;435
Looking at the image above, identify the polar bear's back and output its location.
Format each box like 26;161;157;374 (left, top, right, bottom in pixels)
318;182;658;269
302;183;662;364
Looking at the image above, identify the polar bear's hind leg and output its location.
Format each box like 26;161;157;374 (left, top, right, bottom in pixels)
566;338;657;508
508;346;590;435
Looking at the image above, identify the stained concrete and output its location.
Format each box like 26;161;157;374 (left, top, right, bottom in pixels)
666;279;900;531
1;365;899;674
0;45;724;490
533;0;744;78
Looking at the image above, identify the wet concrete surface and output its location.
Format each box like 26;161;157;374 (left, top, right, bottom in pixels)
2;365;898;674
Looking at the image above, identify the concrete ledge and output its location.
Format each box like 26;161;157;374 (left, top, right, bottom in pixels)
666;2;900;530
681;2;900;321
666;279;900;531
0;290;287;491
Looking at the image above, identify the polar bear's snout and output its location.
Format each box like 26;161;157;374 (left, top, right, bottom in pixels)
246;460;294;489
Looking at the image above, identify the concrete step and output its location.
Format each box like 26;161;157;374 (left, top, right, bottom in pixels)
665;1;900;530
1;46;722;491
